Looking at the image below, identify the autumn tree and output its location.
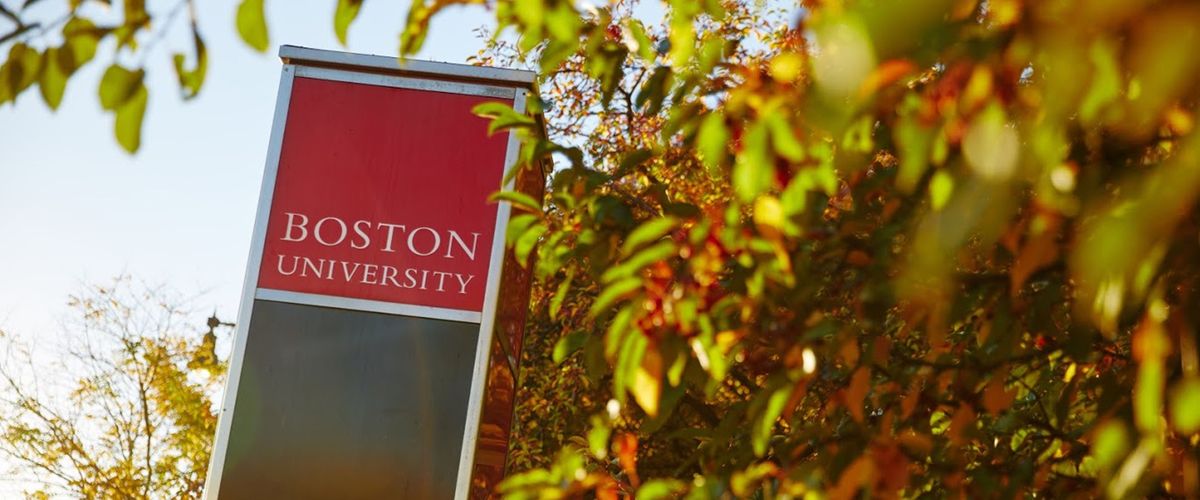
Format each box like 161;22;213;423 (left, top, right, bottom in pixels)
409;0;1200;497
6;0;1200;497
0;277;230;499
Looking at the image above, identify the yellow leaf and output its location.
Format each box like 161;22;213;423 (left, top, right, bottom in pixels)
632;347;662;417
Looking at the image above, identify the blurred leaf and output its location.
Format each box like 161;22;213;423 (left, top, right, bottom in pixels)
637;479;685;500
62;17;101;72
1169;376;1200;434
114;84;148;153
489;190;542;213
621;217;678;255
632;347;662;417
553;330;588;364
514;223;546;267
751;382;790;457
38;48;66;110
171;32;207;100
334;0;363;46
1090;420;1129;471
591;277;642;316
929;170;953;210
696;111;728;170
734;120;772;202
549;268;573;320
98;64;143;111
474;101;536;134
236;0;269;52
845;367;870;423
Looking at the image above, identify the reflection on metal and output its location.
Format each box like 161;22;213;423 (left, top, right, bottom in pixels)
219;300;476;499
203;45;543;500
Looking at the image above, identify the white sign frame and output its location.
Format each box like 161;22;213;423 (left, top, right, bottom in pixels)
202;45;535;500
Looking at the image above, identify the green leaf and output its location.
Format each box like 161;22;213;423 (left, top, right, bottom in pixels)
489;190;542;213
733;120;772;202
114;84;148;153
605;307;634;359
613;328;648;404
1080;38;1121;123
637;479;686;500
591;277;643;316
505;213;539;245
171;32;207;99
38;48;67;110
623;19;656;62
98;64;143;111
766;110;805;161
667;0;697;68
334;0;363;46
751;381;791;457
697;111;728;170
552;330;588;364
62;17;101;72
545;3;581;43
549;268;573;320
1089;420;1128;471
587;415;612;459
1170;376;1200;434
473;101;535;134
1;43;42;103
635;66;671;115
622;217;678;255
602;241;677;283
929;169;954;210
236;0;269;52
514;224;546;267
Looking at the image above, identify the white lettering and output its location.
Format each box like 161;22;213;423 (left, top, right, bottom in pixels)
314;217;348;246
445;231;480;260
282;213;309;242
351;220;372;250
454;273;475;294
407;227;441;257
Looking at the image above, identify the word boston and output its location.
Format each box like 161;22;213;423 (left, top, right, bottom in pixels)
203;46;543;500
271;212;480;295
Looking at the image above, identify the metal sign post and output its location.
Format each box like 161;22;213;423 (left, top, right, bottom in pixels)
203;46;541;499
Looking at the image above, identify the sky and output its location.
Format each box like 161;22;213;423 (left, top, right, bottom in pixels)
0;0;498;338
0;2;496;491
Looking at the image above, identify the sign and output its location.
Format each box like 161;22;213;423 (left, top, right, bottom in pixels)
203;46;540;500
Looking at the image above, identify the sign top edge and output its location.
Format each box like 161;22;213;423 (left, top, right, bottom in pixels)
278;45;536;87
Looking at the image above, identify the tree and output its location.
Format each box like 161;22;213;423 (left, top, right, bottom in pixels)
0;276;230;499
418;0;1200;497
7;0;1200;497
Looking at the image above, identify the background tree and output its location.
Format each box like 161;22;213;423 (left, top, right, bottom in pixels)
0;276;230;499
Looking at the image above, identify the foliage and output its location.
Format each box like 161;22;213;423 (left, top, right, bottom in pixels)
406;0;1200;497
0;277;230;499
0;0;210;152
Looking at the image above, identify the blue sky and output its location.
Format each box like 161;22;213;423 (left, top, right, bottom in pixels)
0;0;498;337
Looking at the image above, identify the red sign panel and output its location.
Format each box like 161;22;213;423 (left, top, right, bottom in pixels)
257;76;510;312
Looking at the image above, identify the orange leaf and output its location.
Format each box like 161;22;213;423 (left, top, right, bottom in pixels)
982;376;1016;416
948;405;977;445
858;59;916;98
845;367;871;423
614;432;639;487
828;455;876;500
